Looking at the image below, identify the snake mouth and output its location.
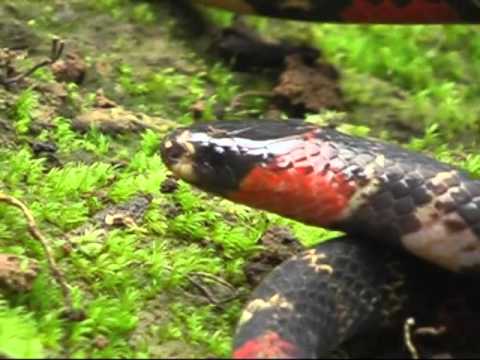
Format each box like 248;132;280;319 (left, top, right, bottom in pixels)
160;129;200;184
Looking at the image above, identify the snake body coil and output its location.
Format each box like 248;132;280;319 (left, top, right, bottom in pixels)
193;0;480;23
160;120;480;357
161;1;480;357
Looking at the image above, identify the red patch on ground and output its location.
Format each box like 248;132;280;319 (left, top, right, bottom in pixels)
233;331;299;359
228;134;356;226
341;0;460;23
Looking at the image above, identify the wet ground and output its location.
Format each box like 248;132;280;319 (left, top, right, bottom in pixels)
2;0;480;358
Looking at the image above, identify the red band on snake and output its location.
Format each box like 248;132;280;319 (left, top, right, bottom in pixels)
160;119;480;358
162;2;480;357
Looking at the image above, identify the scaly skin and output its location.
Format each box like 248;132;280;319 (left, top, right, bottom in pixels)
231;236;441;358
160;119;480;357
162;2;480;358
161;120;480;273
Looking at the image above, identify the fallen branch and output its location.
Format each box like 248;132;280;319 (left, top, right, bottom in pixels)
0;192;74;315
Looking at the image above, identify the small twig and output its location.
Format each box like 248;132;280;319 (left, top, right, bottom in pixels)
0;192;74;314
404;317;420;359
415;325;447;337
164;265;239;306
229;90;273;110
213;292;243;305
131;118;177;133
187;274;221;305
190;271;237;291
1;37;65;87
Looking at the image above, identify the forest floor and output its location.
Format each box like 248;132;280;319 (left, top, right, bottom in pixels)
1;0;480;358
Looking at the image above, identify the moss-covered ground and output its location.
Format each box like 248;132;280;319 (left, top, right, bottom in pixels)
1;0;480;358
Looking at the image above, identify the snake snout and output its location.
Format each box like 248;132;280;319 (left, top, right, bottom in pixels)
160;135;186;168
160;130;199;183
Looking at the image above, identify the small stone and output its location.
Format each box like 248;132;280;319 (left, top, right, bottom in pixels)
94;335;110;349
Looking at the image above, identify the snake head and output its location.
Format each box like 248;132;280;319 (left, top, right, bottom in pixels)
160;122;258;194
160;119;316;195
161;120;363;227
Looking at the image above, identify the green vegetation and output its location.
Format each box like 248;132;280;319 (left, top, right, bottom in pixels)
1;1;480;359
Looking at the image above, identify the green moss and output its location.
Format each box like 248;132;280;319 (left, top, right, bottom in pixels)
0;297;45;358
1;1;480;358
12;88;39;135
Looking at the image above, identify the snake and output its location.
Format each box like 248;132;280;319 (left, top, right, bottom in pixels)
160;1;480;358
192;0;480;23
